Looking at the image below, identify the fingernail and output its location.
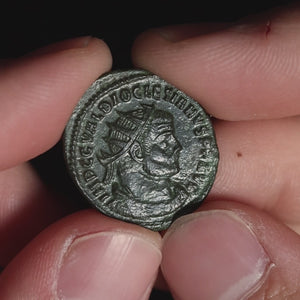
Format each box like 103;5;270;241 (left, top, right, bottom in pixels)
57;232;161;300
157;23;232;42
27;36;93;56
162;210;273;300
58;36;92;49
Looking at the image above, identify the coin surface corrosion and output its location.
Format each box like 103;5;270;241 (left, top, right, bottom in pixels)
64;70;219;231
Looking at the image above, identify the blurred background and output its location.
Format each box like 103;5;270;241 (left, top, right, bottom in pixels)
0;1;291;63
0;1;293;299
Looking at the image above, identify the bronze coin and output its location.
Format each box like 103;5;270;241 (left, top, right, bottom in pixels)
64;70;219;231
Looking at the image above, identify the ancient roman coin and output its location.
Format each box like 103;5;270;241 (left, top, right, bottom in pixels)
64;70;219;231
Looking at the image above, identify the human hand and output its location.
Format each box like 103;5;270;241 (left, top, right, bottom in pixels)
132;4;300;299
0;37;162;299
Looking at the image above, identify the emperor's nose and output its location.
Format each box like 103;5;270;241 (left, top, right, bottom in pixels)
168;134;182;152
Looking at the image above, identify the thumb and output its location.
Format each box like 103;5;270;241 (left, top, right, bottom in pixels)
162;201;300;300
0;210;162;300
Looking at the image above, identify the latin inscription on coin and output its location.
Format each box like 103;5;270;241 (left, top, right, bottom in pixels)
64;70;219;231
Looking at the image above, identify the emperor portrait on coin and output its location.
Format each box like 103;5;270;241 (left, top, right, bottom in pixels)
64;70;219;231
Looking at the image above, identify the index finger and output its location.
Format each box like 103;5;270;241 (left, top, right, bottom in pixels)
132;4;300;121
0;36;112;170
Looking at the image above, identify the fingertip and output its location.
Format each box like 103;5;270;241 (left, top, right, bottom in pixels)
83;37;113;71
57;231;161;299
162;210;272;300
56;213;162;300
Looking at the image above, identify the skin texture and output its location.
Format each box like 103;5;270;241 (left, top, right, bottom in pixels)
2;4;300;299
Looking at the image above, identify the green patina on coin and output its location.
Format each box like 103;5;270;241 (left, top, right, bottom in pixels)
64;70;219;231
